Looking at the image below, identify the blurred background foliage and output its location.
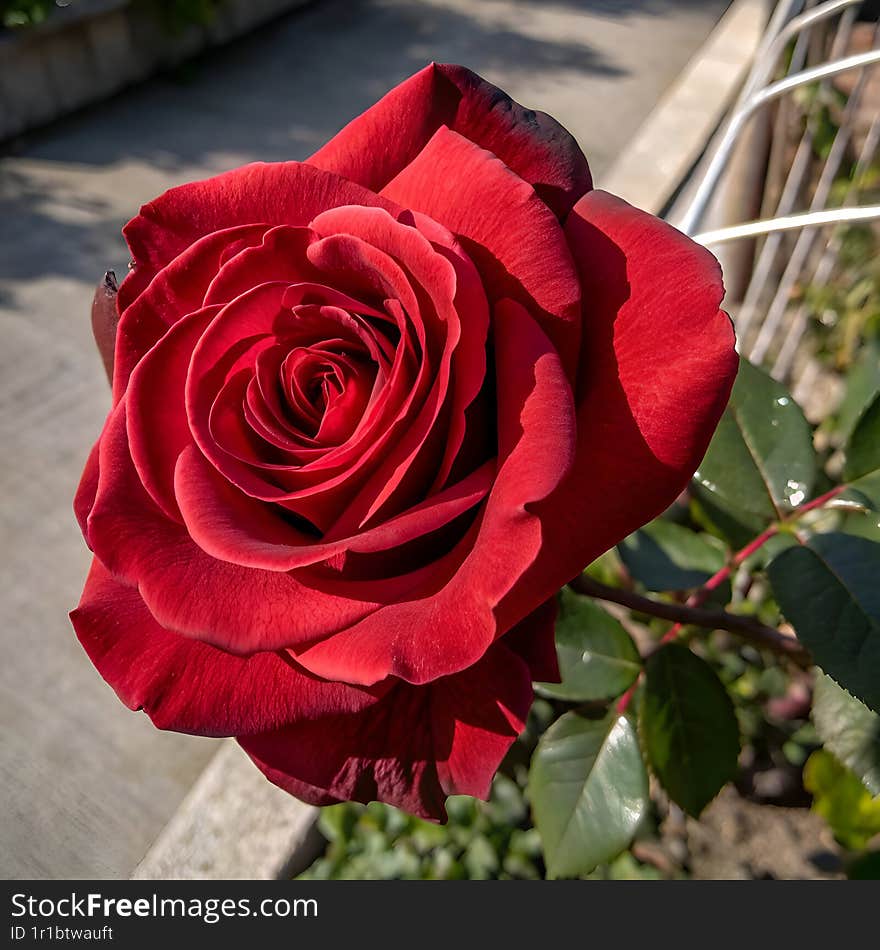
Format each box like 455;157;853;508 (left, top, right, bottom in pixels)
1;0;57;28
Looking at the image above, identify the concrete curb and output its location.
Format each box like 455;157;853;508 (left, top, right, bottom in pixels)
132;742;322;881
600;0;768;215
128;0;768;881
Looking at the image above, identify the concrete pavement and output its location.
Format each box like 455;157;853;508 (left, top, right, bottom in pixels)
0;0;730;878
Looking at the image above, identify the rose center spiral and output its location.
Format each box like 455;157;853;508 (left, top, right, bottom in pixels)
278;344;376;444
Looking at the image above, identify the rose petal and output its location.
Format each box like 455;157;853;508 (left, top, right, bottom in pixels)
290;298;575;685
71;559;383;736
118;162;399;313
381;127;581;376
188;266;421;488
113;224;268;401
126;305;221;518
501;596;560;684
308;62;591;220
94;297;566;665
239;633;534;821
74;439;102;540
431;639;532;802
175;443;493;571
309;206;479;529
202;225;318;305
497;190;738;631
86;404;387;652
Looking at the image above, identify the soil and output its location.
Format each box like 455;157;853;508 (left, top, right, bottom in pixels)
673;787;845;880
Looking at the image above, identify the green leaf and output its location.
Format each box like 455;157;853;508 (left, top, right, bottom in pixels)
583;547;624;587
835;342;880;442
846;469;880;511
318;803;359;843
693;358;816;531
529;711;648;878
690;489;760;549
618;520;725;592
845;390;880;481
641;644;740;817
536;591;641;702
768;533;880;712
813;673;880;796
838;510;880;543
804;750;880;850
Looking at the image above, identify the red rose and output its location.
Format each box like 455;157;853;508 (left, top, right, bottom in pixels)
72;63;737;820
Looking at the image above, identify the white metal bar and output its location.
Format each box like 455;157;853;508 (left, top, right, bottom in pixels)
694;205;880;245
734;6;857;345
748;27;872;364
749;0;860;98
673;0;804;233
748;48;880;108
680;46;880;235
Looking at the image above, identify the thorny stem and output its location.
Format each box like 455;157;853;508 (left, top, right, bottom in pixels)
572;574;811;667
657;523;783;646
574;488;847;713
667;484;847;633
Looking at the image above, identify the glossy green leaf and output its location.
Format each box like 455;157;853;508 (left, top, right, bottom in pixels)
693;358;816;531
846;469;880;511
529;711;648;878
690;489;761;549
845;390;880;482
536;591;641;702
768;533;880;712
838;510;880;543
813;673;880;796
641;644;740;817
835;342;880;442
804;750;880;850
618;520;725;592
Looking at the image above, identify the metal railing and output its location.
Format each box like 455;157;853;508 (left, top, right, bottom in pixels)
677;0;880;398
